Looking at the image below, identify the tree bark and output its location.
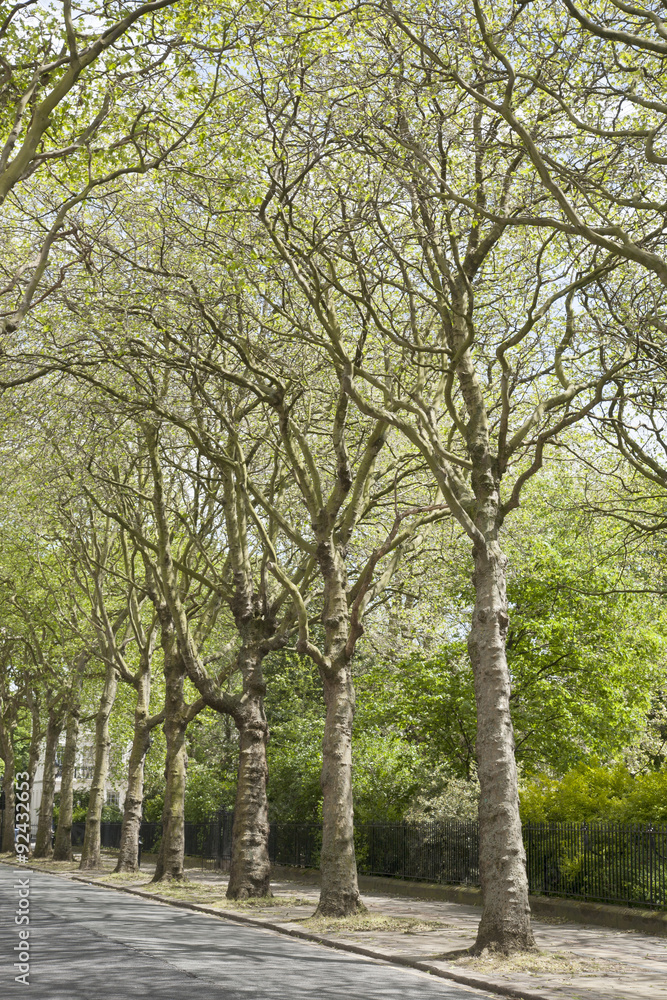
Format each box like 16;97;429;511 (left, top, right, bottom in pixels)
153;716;187;881
115;719;152;872
0;731;15;853
469;541;534;953
115;654;162;873
446;293;534;952
146;430;274;891
316;664;361;916
34;704;65;859
0;691;19;853
26;691;42;801
152;613;192;882
54;652;88;861
79;660;118;870
112;608;161;872
227;642;271;899
52;698;80;861
313;540;364;917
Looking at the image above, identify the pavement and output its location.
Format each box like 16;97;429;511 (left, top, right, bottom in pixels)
2;856;666;1000
0;864;497;1000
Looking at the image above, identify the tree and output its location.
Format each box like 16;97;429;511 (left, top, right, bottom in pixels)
227;14;635;945
59;288;443;911
358;471;667;783
0;0;238;383
53;651;89;861
379;1;667;286
33;692;66;858
0;634;22;852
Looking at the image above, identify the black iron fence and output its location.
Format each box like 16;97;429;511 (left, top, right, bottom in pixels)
89;816;234;864
523;821;667;909
90;817;667;910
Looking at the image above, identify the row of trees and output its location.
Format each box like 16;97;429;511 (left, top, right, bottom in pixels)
2;1;667;954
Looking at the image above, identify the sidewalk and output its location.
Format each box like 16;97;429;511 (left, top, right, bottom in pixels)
9;853;666;1000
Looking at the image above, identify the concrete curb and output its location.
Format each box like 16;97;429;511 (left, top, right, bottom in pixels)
275;864;667;938
1;861;552;1000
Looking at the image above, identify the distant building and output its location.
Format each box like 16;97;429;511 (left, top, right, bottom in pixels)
30;743;127;837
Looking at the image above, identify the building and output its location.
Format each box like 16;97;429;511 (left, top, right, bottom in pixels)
30;743;127;838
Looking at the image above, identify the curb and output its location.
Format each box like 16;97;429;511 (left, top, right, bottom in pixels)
274;865;667;938
3;861;554;1000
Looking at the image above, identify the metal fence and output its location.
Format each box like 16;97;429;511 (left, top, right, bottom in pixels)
89;817;667;910
523;821;667;909
90;818;231;862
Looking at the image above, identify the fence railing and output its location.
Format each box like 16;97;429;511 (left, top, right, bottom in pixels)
87;818;231;861
88;817;667;910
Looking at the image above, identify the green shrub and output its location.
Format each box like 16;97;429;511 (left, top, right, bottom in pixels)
101;803;123;822
184;762;229;823
520;762;667;823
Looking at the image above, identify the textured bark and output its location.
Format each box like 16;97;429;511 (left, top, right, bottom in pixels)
227;643;271;899
53;655;88;861
469;543;534;953
52;701;80;861
34;706;65;858
115;720;151;872
145;425;275;894
115;658;158;873
26;692;42;801
152;615;189;882
446;294;534;953
316;665;361;916
0;736;15;853
313;540;364;917
0;694;18;853
115;610;161;873
152;717;187;881
79;660;118;870
146;431;273;892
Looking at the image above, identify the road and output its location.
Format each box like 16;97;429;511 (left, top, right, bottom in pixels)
0;866;495;1000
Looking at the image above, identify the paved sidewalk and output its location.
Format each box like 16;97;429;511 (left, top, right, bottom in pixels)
12;856;667;1000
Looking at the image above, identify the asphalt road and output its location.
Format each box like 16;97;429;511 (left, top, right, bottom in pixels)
0;866;493;1000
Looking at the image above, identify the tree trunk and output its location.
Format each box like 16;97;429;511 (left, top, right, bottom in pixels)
227;644;271;899
53;703;79;861
313;539;364;917
152;717;187;881
54;653;87;861
79;661;118;870
115;720;151;872
0;736;15;853
115;623;160;873
115;669;154;873
315;664;362;916
34;706;64;859
146;429;271;888
152;623;188;882
469;541;534;953
26;693;42;801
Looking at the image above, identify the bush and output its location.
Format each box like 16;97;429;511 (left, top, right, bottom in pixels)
101;803;123;822
53;789;90;826
142;789;164;823
184;763;229;823
520;762;667;823
267;716;324;822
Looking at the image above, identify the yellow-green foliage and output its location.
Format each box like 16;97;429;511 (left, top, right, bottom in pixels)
520;762;667;823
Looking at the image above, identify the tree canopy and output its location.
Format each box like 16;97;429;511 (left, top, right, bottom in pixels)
3;0;667;954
